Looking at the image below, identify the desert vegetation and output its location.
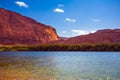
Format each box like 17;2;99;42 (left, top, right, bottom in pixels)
0;43;120;51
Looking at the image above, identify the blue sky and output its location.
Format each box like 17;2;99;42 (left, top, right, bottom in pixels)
0;0;120;37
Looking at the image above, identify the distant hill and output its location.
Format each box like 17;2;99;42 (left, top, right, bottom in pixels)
0;8;59;45
50;29;120;44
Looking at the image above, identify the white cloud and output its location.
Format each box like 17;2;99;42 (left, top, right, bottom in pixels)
71;30;87;35
65;18;76;23
54;8;64;13
15;1;28;8
62;31;67;34
91;30;96;33
92;19;101;22
54;4;64;13
71;30;96;36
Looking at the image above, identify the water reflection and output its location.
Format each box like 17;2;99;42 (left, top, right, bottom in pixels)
0;52;59;80
0;52;120;80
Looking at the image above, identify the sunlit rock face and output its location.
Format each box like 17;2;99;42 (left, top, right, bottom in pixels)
0;8;59;45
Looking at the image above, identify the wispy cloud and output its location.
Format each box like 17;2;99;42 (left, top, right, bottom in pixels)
54;4;64;13
62;31;67;34
15;1;28;8
58;4;64;7
91;30;96;33
54;8;64;13
71;30;87;35
71;30;96;36
65;18;76;23
92;19;101;22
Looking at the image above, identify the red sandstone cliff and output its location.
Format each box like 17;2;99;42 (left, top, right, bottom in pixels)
51;29;120;44
0;8;59;45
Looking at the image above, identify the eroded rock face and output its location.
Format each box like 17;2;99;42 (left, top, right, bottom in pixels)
0;8;59;45
51;29;120;44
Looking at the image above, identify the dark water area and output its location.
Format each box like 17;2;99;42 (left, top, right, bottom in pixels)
0;52;120;80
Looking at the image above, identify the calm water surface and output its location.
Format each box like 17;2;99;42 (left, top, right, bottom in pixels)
0;52;120;80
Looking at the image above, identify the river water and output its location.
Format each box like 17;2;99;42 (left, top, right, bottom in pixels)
0;52;120;80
